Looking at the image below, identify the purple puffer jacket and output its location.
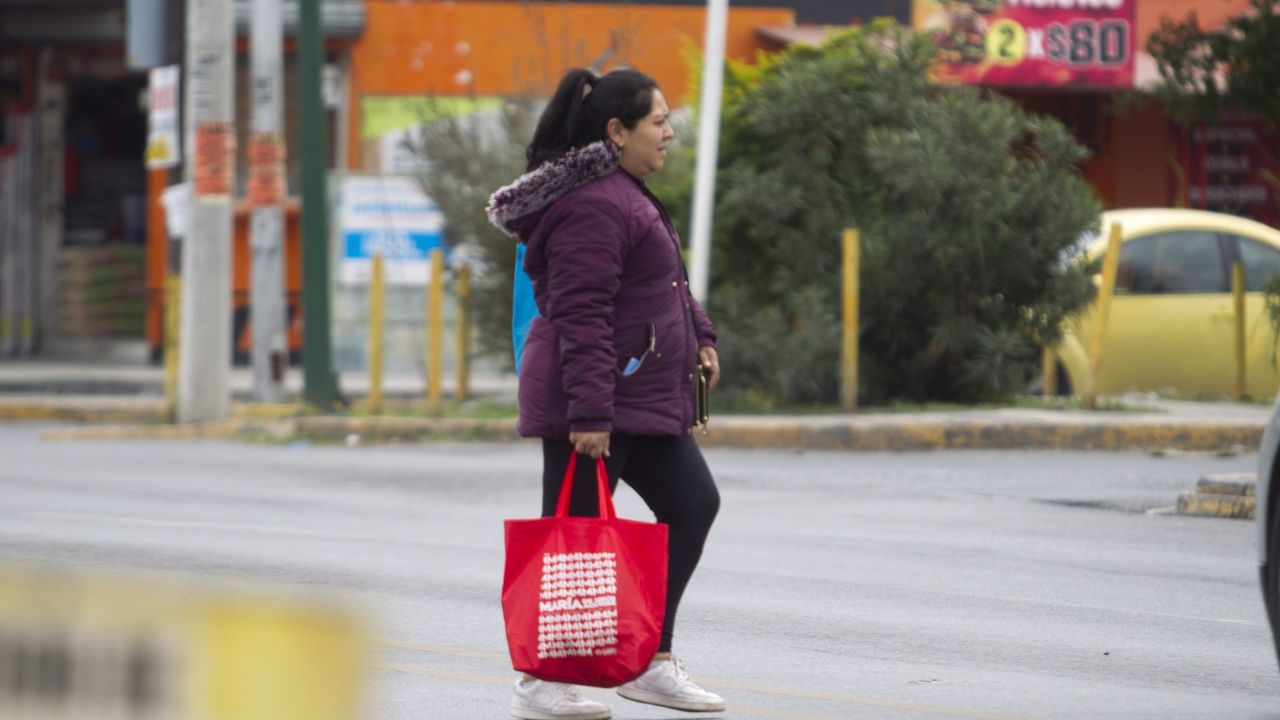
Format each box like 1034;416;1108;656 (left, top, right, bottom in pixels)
487;141;716;438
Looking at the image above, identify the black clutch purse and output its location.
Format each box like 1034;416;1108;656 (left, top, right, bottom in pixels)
694;367;710;432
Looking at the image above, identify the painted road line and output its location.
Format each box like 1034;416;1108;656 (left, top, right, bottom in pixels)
375;645;1037;720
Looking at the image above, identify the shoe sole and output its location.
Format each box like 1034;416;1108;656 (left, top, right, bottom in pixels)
510;705;612;720
615;686;726;712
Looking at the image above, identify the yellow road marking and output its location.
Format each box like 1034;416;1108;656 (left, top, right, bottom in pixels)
693;678;1031;720
375;643;1037;720
370;660;514;687
379;638;508;661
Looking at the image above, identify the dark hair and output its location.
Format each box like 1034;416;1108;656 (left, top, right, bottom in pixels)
525;68;659;171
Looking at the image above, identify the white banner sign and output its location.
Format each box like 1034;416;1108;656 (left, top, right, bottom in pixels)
145;65;181;169
339;175;445;285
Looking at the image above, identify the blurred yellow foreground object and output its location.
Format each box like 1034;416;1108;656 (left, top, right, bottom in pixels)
0;567;367;720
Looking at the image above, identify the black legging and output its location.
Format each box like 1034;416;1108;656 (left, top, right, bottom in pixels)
542;434;720;654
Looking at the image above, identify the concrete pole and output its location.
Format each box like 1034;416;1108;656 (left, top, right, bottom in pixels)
178;0;235;422
249;0;288;402
687;0;729;304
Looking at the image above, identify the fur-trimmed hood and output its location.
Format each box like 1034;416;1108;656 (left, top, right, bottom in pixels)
485;141;620;238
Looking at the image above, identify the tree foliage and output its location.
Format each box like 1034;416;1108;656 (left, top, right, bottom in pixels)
411;98;540;366
1146;0;1280;125
707;22;1100;406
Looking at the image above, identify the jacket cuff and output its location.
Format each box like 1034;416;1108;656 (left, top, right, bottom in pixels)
569;419;613;433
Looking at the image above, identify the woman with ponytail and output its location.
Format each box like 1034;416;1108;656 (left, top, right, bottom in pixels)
488;68;725;720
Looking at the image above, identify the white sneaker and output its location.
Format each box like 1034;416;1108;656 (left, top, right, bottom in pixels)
510;678;612;720
616;656;726;712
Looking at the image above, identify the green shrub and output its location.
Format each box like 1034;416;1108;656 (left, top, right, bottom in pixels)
707;22;1100;405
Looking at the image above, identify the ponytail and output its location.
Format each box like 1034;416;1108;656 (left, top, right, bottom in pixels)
526;67;658;171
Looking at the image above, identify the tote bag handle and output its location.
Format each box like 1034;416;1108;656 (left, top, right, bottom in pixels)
553;453;616;520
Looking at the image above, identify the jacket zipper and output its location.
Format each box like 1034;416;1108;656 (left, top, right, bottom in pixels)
639;185;701;433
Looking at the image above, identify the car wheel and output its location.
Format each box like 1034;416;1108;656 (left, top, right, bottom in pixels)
1267;507;1280;670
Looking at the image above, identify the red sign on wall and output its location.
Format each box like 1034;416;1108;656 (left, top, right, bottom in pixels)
913;0;1136;89
1171;119;1280;229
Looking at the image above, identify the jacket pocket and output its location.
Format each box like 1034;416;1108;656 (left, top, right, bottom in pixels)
614;321;655;376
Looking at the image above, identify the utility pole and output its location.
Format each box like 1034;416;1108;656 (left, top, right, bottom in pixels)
687;0;729;303
249;0;287;402
299;0;341;408
178;0;234;422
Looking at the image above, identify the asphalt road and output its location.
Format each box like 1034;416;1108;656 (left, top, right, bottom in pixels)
1;425;1277;719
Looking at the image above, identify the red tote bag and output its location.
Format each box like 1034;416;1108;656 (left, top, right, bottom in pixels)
502;453;668;687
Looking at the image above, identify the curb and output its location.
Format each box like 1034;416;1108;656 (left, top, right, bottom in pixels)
39;416;526;444
34;413;1266;453
3;401;308;426
0;402;168;424
42;418;255;442
1176;473;1258;520
295;416;525;444
1176;492;1257;519
696;420;1262;453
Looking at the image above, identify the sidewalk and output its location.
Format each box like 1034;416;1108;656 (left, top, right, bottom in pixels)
1;359;1273;452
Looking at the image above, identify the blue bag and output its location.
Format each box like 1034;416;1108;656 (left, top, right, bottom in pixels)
512;243;541;376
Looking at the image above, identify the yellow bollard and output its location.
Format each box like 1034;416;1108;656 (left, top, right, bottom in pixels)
1084;221;1123;409
456;266;471;404
426;249;444;416
1042;346;1057;399
165;275;181;420
19;313;32;350
367;255;385;415
1233;261;1246;400
841;229;860;411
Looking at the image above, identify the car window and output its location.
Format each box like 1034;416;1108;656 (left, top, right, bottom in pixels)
1115;231;1227;294
1232;236;1280;291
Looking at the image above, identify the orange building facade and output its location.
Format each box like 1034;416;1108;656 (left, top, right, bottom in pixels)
914;0;1275;226
344;0;796;172
344;0;1274;225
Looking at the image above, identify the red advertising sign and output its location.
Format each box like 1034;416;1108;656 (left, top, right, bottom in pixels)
913;0;1135;88
193;121;235;197
1171;118;1280;229
247;131;286;206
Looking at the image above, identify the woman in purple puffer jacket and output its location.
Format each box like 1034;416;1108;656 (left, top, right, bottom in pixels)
488;68;725;720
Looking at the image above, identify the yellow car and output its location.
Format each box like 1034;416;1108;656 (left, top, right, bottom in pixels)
1055;208;1280;399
